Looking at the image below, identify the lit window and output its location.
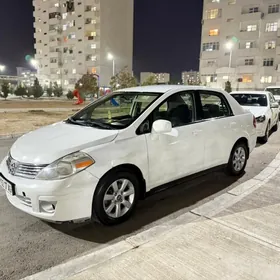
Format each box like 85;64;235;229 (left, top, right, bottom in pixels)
247;25;257;32
205;9;221;19
242;75;253;83
260;76;272;83
62;13;67;19
54;3;59;7
91;55;97;61
91;44;96;49
64;80;69;85
209;29;219;36
204;74;217;83
72;69;76;74
202;42;219;51
268;4;279;14
228;0;236;4
92;67;97;74
245;42;254;49
63;24;67;31
90;31;97;36
265;41;276;50
223;76;229;80
265;22;278;32
57;80;61;85
93;7;97;11
245;59;254;66
263;58;274;67
69;33;76;39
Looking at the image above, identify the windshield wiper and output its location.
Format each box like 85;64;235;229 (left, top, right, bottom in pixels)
66;117;114;129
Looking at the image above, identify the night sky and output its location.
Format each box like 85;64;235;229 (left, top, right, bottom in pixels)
0;0;203;81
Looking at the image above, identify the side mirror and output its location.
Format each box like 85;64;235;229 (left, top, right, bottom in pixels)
271;102;279;109
152;120;172;134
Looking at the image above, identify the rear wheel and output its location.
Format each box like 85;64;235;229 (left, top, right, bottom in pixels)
227;142;248;176
272;119;279;132
92;171;139;225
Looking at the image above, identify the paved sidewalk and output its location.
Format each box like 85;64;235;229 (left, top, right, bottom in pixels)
68;166;280;279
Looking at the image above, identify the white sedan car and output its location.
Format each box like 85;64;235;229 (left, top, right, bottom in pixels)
231;91;279;143
0;86;256;225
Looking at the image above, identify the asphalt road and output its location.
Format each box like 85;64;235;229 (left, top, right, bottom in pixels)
0;131;280;280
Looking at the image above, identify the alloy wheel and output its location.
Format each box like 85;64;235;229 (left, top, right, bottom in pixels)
103;179;135;218
232;147;246;172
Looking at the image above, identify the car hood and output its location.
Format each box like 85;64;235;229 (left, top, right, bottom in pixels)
10;122;118;164
242;106;268;118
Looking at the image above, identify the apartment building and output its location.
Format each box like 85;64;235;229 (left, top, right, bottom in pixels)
200;0;280;90
182;70;200;85
33;0;134;89
16;67;37;87
140;72;170;84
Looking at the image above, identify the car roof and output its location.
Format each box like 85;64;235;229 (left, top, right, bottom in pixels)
231;91;267;95
266;86;280;89
116;85;216;93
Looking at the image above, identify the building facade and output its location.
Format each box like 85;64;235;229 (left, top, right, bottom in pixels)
182;70;200;85
140;72;170;84
200;0;280;90
33;0;134;89
16;67;37;87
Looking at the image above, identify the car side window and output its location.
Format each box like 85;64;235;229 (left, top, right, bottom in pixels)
198;91;231;120
137;91;195;134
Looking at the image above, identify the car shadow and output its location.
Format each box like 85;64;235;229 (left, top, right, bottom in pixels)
49;169;243;244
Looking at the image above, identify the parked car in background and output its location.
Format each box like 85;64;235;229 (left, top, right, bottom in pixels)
265;86;280;104
231;91;279;143
0;85;256;226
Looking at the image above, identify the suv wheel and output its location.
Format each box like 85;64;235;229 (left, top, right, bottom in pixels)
227;142;248;176
92;171;139;225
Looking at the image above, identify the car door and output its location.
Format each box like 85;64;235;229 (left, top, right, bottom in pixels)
196;90;236;169
268;92;278;126
137;90;205;189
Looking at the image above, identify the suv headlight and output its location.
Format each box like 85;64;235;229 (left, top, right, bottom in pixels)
36;152;95;180
256;115;266;123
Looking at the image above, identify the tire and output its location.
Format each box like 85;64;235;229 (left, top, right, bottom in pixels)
272;120;279;132
92;170;140;226
259;122;270;144
227;142;248;176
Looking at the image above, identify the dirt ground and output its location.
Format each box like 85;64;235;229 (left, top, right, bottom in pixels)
0;100;90;109
0;111;74;135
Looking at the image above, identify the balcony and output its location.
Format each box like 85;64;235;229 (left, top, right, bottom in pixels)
237;48;259;57
49;51;61;58
238;30;259;40
236;65;257;74
241;11;263;21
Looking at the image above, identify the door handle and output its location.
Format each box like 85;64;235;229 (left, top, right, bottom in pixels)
192;129;202;136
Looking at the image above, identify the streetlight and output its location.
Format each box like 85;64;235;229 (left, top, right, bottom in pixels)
225;42;234;79
0;65;5;73
107;53;115;76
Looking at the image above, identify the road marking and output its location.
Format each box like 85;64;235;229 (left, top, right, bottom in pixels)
21;150;280;280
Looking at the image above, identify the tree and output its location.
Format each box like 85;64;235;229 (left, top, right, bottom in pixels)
53;82;63;97
75;73;99;99
110;67;137;91
141;74;157;86
225;81;232;93
14;85;27;97
32;78;44;98
46;83;53;97
1;82;9;99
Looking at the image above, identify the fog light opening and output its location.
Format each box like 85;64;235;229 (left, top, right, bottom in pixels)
40;201;57;214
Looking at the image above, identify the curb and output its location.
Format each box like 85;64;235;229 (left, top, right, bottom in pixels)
21;149;280;280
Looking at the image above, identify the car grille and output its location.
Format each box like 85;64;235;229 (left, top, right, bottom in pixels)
6;154;47;179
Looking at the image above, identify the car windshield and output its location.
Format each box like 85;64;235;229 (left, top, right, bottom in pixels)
266;88;280;96
231;93;268;107
67;92;161;129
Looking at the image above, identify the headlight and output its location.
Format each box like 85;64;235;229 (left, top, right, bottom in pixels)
256;115;266;123
36;152;95;180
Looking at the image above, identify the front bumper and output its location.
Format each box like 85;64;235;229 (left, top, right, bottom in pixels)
0;157;99;222
256;122;266;138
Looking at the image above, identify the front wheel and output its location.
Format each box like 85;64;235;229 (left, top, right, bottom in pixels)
227;142;248;176
92;171;139;225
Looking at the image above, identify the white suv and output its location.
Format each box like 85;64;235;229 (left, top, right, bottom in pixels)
0;86;257;225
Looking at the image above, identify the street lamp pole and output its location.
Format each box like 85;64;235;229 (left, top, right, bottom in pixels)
107;53;115;76
225;42;234;80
